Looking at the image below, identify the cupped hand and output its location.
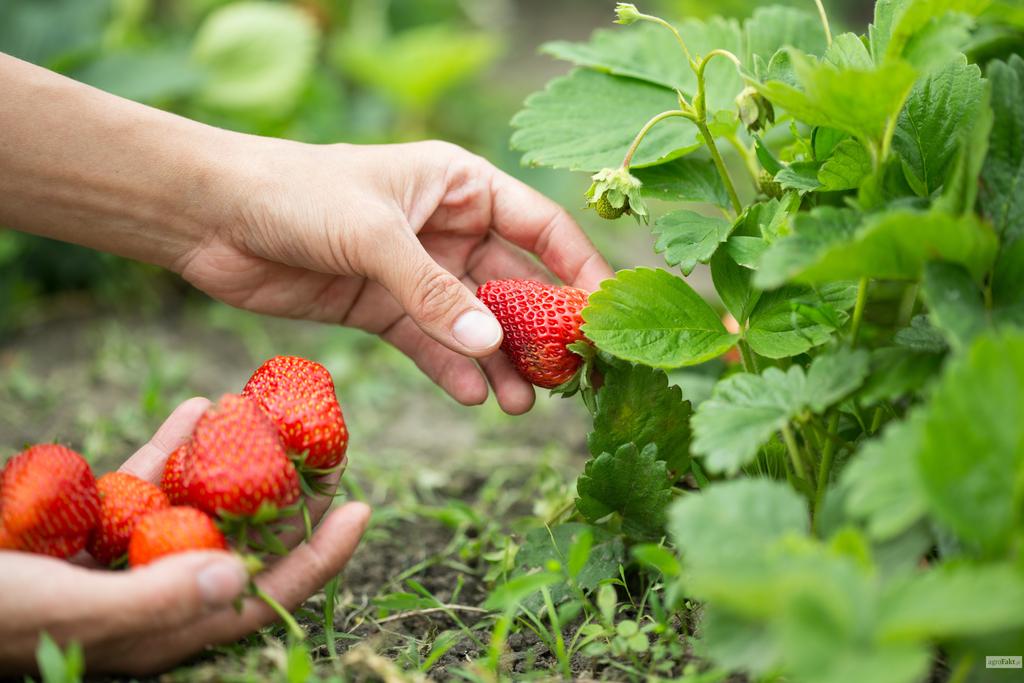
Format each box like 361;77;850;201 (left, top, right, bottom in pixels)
0;398;371;676
177;140;614;415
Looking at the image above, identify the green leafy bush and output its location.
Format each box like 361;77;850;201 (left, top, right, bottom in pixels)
511;1;1024;679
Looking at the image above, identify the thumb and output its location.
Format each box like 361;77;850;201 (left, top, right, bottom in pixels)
377;236;503;357
88;552;248;635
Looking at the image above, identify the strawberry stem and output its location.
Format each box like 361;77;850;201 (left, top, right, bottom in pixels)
301;503;313;543
252;583;305;640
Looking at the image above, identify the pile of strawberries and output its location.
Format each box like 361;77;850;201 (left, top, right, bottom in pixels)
0;356;347;569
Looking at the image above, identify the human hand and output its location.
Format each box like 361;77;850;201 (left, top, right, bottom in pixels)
0;398;371;676
178;140;614;415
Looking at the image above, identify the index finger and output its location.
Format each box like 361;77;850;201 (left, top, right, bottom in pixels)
487;167;614;292
119;397;210;483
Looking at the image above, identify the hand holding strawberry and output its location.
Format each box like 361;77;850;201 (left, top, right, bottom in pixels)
0;398;370;676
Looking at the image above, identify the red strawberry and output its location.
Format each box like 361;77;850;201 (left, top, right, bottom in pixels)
242;356;348;469
87;472;170;565
0;521;21;551
477;279;590;389
0;444;99;559
128;506;227;567
161;443;191;505
185;394;300;517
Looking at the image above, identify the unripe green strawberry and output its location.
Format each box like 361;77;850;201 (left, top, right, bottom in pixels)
128;506;227;567
759;169;784;199
88;472;170;565
243;356;348;470
595;193;628;220
185;394;300;517
477;279;590;389
0;444;100;559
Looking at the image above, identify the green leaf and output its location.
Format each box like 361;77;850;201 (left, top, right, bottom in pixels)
726;236;769;269
71;49;204;103
818;139;873;191
936;80;993;215
711;248;761;323
744;7;829;74
895;315;948;352
858;347;943;404
699;606;782;676
577;443;673;539
759;209;998;287
755;207;860;289
823;32;875;70
541;16;743;114
735;195;798;242
588;363;693;477
881;564;1024;640
993;237;1024;325
541;23;689;93
842;415;929;540
893;58;985;196
873;0;990;65
746;282;858;359
901;12;976;72
634;158;730;207
774;162;823;192
915;331;1024;555
653;210;734;276
193;1;320;118
921;261;989;350
582;268;739;368
511;70;700;172
668;479;808;570
515;523;624;599
755;50;917;146
981;55;1024;241
35;632;84;683
692;349;869;473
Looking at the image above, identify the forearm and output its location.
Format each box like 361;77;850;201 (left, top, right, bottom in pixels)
0;53;244;271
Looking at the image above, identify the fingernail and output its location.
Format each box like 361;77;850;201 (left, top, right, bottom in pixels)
197;560;248;607
452;309;502;351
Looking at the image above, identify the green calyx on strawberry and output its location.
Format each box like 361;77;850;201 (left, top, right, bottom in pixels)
242;356;348;477
0;444;100;558
477;279;598;410
613;3;642;24
585;167;648;224
736;86;775;134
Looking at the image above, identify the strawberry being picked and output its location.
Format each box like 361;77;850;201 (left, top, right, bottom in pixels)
477;279;593;391
0;444;100;558
88;471;169;565
184;394;300;518
243;355;348;470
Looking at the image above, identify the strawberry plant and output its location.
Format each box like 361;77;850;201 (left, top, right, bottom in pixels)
504;1;1024;680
